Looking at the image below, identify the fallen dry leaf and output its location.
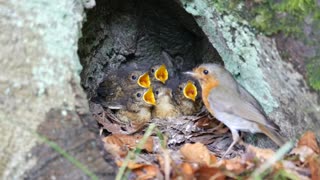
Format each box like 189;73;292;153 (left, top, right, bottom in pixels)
102;135;128;157
116;161;159;180
130;121;148;131
247;145;275;160
291;146;315;162
308;154;320;180
281;160;311;179
190;134;216;145
194;166;226;180
181;162;194;176
93;113;123;133
298;131;319;154
120;134;154;152
103;134;154;153
134;164;159;180
196;117;217;129
103;134;123;147
180;142;216;165
210;154;217;164
290;131;319;162
172;162;196;180
116;161;146;169
219;157;248;175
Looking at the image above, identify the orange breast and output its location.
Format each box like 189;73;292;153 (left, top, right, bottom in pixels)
201;77;219;115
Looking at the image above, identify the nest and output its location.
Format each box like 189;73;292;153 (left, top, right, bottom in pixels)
89;101;245;158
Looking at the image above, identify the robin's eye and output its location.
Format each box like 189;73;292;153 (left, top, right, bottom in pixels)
136;93;141;97
131;75;137;80
203;70;209;75
155;91;159;95
151;69;155;73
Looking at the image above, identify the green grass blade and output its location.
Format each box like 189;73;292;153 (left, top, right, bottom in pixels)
115;123;156;180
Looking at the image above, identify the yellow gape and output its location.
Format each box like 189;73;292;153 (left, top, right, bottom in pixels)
155;64;169;84
143;87;156;105
138;72;151;88
183;81;197;101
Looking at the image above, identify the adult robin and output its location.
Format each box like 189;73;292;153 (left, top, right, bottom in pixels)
115;87;156;127
96;69;151;108
185;63;284;158
174;79;202;116
152;85;181;119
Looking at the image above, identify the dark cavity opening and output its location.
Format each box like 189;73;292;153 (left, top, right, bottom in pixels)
78;0;222;99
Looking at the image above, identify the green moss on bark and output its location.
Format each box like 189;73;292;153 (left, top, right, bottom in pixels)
307;57;320;90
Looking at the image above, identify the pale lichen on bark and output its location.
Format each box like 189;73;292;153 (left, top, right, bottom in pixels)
0;0;87;179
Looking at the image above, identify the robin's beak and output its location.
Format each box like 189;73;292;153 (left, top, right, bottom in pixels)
183;81;197;102
143;87;156;105
155;64;168;84
183;71;198;79
138;72;151;88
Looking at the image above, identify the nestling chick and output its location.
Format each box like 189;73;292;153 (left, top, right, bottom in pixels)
150;64;169;84
96;70;151;108
116;88;156;127
174;80;202;116
185;63;285;158
152;86;181;119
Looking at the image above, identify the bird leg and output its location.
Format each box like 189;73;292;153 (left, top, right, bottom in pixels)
238;132;247;146
221;129;240;159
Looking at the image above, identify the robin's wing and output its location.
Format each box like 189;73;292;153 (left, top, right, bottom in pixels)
237;85;280;130
237;85;265;113
208;87;278;130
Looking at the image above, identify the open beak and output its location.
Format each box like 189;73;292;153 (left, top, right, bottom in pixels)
143;87;156;105
155;64;168;84
183;81;197;101
138;72;151;88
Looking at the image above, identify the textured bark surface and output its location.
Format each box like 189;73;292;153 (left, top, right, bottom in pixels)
0;0;114;179
1;0;320;178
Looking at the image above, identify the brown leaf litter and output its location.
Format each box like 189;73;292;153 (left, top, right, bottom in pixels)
91;102;320;179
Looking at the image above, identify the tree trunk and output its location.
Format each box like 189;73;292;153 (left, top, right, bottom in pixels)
0;0;114;179
1;0;319;178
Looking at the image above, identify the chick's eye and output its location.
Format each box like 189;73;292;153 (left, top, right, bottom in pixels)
203;70;209;75
155;91;159;95
179;87;183;91
151;69;155;73
131;75;137;80
136;93;141;97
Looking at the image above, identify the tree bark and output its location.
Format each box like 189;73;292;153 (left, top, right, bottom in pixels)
0;0;114;179
1;0;319;178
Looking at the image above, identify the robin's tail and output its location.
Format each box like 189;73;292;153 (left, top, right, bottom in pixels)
258;124;286;146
